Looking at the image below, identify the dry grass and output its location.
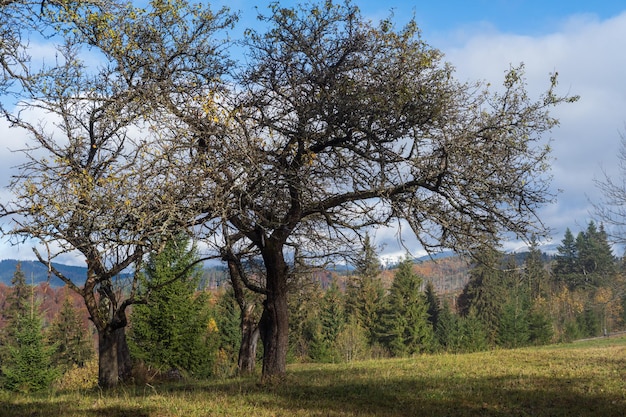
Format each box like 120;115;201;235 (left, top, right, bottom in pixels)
2;336;625;416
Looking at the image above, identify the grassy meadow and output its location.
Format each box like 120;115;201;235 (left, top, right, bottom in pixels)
1;336;625;417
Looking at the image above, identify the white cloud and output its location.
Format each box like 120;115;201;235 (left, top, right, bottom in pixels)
440;11;626;243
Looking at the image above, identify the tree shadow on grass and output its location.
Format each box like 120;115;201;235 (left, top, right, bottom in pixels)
0;399;153;417
201;365;626;417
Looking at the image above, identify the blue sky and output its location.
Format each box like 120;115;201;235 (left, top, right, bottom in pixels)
214;1;626;260
2;1;626;263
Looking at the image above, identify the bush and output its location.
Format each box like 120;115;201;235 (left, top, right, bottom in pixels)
54;359;98;391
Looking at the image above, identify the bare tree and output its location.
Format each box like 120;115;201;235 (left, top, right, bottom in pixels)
0;0;234;388
3;0;577;384
594;131;626;244
143;1;576;380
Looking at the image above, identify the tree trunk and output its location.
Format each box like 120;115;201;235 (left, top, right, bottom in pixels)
224;251;261;375
98;328;119;389
238;304;260;374
116;327;132;382
259;242;289;382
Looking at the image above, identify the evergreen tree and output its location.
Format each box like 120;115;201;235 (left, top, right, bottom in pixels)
345;233;385;345
424;281;441;331
1;304;59;392
554;222;616;289
576;307;601;338
288;278;324;362
214;288;242;365
47;296;94;371
460;309;489;353
1;263;35;364
578;222;616;287
524;236;549;298
497;300;530;348
379;256;434;356
498;256;532;348
310;280;346;362
2;263;30;324
553;228;578;284
128;235;215;378
528;309;553;345
435;299;463;352
458;246;507;343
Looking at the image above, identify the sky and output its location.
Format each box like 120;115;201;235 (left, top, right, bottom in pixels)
1;0;626;264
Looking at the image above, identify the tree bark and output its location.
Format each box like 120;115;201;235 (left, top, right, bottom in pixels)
98;328;119;389
224;250;262;374
259;242;290;382
116;327;132;382
238;303;260;374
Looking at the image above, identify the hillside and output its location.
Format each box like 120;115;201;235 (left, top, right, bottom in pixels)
0;259;88;287
0;259;229;289
0;254;476;296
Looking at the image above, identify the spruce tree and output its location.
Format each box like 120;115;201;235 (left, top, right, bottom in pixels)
460;309;489;353
578;222;615;287
128;235;215;377
553;228;579;285
524;236;548;298
1;298;59;392
497;301;530;348
3;262;30;324
1;263;34;364
311;280;346;362
345;233;384;346
47;296;94;371
435;299;462;352
458;246;507;343
497;256;531;348
379;256;434;356
528;309;553;345
214;288;242;365
424;281;441;332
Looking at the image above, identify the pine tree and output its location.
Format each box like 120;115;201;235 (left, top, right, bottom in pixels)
128;235;216;377
311;280;346;362
497;256;532;348
345;233;384;345
524;236;548;298
1;298;59;392
460;309;489;353
424;281;441;331
288;278;324;361
2;262;30;324
528;309;553;345
554;223;616;289
379;256;434;356
458;246;507;343
579;222;616;287
214;288;242;365
553;228;578;285
47;296;94;371
497;300;530;348
1;263;35;364
435;299;463;352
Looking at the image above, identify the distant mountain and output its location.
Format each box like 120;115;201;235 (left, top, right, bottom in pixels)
0;259;230;289
0;259;87;287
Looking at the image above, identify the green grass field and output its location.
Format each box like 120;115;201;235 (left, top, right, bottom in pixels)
2;336;625;417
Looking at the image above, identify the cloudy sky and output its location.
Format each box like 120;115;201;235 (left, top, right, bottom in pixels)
1;0;626;263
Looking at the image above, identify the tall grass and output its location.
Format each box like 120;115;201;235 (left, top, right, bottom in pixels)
1;336;625;416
